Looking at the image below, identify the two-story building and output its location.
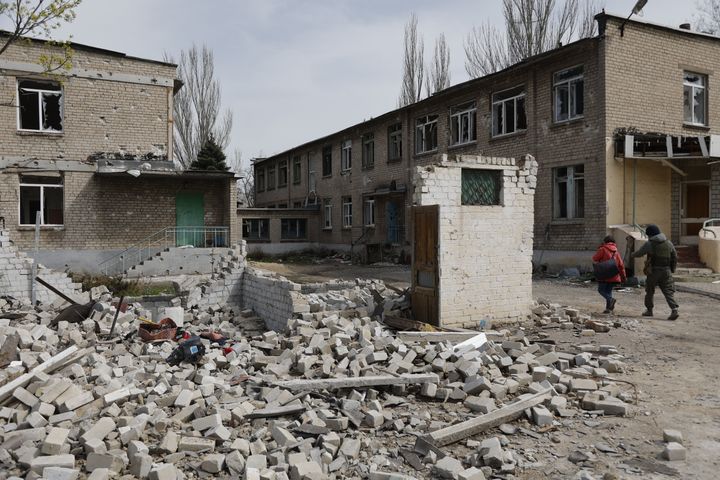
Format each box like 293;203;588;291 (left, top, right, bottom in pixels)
249;13;720;269
0;33;239;273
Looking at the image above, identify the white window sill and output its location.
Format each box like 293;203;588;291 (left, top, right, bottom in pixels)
364;224;375;228
448;140;477;149
682;122;710;130
17;129;64;136
18;225;65;230
342;226;352;230
414;149;438;157
553;116;584;125
491;129;527;140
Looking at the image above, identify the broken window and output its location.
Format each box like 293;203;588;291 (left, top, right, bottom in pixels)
364;198;375;226
362;133;374;169
242;218;269;241
293;201;302;208
267;164;276;190
341;140;352;172
19;174;64;226
322;145;333;177
553;165;584;219
461;169;501;206
450;102;477;145
17;80;63;132
553;66;584;123
388;123;403;161
281;218;307;240
492;88;526;137
256;167;265;192
342;196;353;228
416;115;438;154
323;198;333;229
684;72;707;126
278;160;288;187
292;156;302;184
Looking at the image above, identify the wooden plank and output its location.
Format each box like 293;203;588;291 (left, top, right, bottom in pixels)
397;331;506;343
0;346;79;404
245;404;306;419
275;373;439;392
414;388;552;453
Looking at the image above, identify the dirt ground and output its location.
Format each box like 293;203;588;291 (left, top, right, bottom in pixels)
252;261;719;479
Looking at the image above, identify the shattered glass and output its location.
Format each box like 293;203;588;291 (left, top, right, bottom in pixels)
42;93;63;131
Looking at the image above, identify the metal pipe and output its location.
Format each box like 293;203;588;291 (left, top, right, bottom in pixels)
632;158;637;226
108;295;125;337
35;276;78;305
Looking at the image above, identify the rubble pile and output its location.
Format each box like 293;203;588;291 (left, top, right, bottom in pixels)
0;280;637;480
531;299;616;334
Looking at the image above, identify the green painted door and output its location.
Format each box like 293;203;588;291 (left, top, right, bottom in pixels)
175;193;204;246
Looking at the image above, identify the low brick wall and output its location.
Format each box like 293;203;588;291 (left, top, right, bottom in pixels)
240;268;310;332
0;230;82;304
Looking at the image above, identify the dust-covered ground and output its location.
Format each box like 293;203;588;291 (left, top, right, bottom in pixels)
252;260;720;479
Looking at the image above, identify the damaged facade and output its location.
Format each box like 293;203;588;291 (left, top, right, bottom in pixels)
0;34;238;273
251;13;720;270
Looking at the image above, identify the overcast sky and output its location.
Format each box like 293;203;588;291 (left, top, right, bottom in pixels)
16;0;701;167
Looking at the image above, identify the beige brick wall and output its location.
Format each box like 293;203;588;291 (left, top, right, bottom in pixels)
0;40;175;162
1;172;234;250
255;40;606;252
413;155;537;327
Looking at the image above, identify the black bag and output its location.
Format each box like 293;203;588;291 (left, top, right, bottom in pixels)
593;252;619;281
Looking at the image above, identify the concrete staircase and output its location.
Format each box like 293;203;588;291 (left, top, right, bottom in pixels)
126;247;241;278
675;245;716;278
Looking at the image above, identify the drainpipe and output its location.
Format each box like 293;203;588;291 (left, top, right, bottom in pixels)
632;158;637;226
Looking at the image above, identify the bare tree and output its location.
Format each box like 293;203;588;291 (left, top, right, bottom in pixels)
398;13;424;107
696;0;720;34
167;44;233;169
465;0;603;78
0;0;81;73
426;33;450;96
232;149;255;207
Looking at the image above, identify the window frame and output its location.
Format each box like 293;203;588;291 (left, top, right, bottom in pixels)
491;87;527;137
553;65;585;123
292;156;302;184
278;159;288;187
16;79;64;133
322;145;333;177
415;114;438;154
256;167;266;192
342;196;353;229
362;133;375;170
388;123;403;162
266;164;276;190
280;218;307;240
18;175;64;227
364;198;376;227
553;164;585;220
242;218;270;241
323;198;333;230
450;102;477;146
341;139;352;172
683;71;708;126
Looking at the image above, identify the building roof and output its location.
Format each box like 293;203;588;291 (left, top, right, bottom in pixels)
255;12;720;166
0;30;177;67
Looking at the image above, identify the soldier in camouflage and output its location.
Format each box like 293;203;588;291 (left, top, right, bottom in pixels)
631;224;679;320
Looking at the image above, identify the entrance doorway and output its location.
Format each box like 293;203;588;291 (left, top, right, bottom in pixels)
411;205;438;326
176;192;204;246
681;181;710;245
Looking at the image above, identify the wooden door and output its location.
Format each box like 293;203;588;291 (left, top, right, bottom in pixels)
412;205;439;326
684;184;709;237
176;193;204;246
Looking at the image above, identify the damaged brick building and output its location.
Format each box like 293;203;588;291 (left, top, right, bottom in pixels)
250;13;720;270
0;34;239;273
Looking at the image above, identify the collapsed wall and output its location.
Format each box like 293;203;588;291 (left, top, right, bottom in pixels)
0;230;82;304
413;154;538;328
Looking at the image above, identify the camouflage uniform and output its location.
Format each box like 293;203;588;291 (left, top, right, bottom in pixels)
632;232;679;315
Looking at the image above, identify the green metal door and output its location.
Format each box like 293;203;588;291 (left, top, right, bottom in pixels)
175;193;204;246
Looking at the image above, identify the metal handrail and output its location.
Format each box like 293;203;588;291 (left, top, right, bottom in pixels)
630;223;648;239
701;218;720;239
99;226;229;276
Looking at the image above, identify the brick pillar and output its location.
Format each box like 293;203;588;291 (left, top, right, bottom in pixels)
670;172;681;244
228;178;240;245
711;164;720;219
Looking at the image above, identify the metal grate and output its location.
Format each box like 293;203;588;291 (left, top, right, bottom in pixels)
461;169;502;205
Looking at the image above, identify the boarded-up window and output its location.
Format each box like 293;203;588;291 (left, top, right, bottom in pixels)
461;169;502;206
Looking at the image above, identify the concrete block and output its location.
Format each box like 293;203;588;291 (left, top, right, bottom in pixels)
663;429;683;444
30;455;75;474
290;460;323;480
42;427;70;455
129;453;153;478
532;406;553;426
13;386;39;407
86;453;123;473
86;469;110;480
663;442;686;461
433;456;464;479
80;418;116;445
458;467;487;480
42;467;80;480
201;453;225;473
464;396;496;414
178;436;215;452
149;464;178;480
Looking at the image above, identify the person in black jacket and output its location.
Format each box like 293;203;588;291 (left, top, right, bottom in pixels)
631;224;679;320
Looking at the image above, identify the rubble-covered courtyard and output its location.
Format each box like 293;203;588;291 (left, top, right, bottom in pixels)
0;258;718;479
